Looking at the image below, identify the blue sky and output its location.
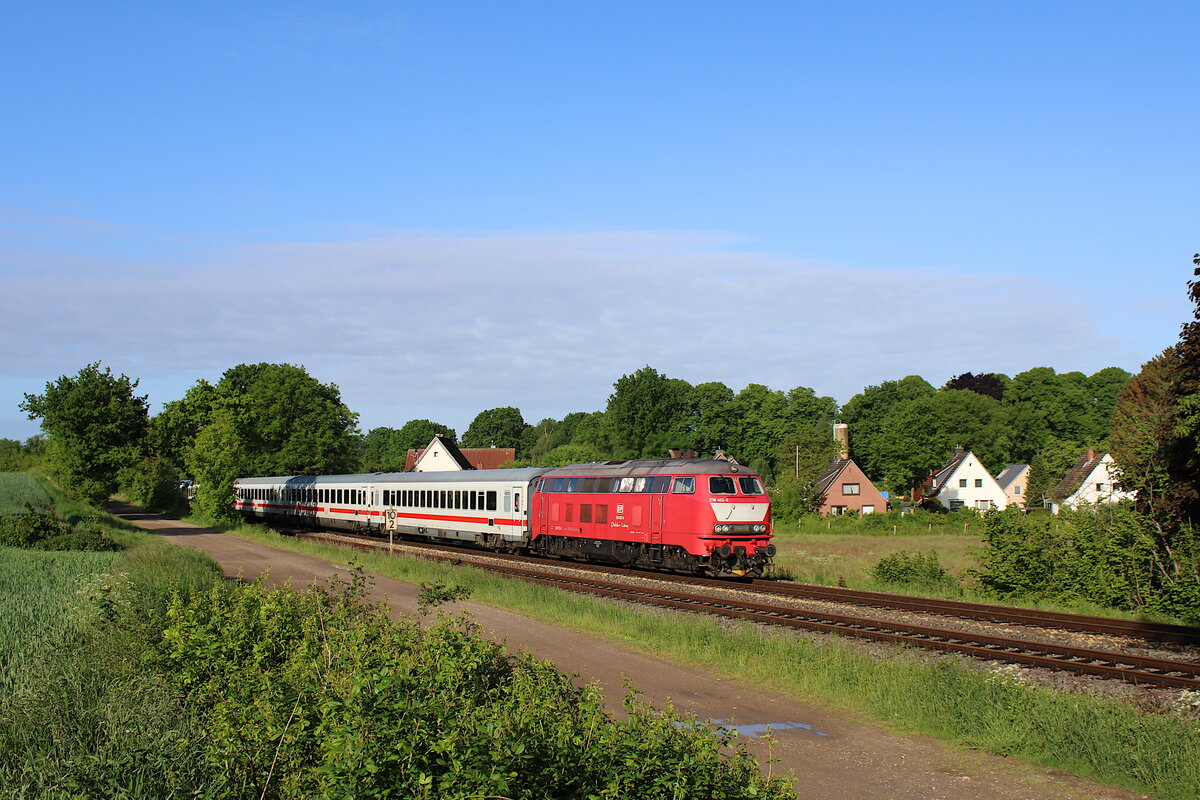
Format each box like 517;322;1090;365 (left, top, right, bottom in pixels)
2;2;1197;440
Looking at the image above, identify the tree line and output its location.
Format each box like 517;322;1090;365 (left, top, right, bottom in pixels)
14;256;1199;526
13;359;1130;522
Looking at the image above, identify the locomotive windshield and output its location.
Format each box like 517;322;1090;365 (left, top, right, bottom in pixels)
738;476;764;495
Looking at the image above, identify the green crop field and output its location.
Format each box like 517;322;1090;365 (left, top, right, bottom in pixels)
0;547;122;697
0;472;54;514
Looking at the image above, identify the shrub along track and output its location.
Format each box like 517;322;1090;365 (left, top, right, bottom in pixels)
289;529;1200;692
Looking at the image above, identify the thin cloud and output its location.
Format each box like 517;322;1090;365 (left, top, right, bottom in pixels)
0;228;1135;435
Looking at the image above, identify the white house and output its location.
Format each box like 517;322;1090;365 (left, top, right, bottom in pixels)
1047;450;1134;513
927;447;1010;511
407;435;475;472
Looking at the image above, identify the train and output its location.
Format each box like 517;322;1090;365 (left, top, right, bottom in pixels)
233;458;775;578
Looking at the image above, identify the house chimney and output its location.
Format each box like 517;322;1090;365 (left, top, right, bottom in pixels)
833;423;850;459
1087;447;1096;462
669;448;681;458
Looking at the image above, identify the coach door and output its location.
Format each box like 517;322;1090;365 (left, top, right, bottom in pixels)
511;486;526;535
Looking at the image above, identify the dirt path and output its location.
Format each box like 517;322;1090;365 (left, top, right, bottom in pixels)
113;505;1152;800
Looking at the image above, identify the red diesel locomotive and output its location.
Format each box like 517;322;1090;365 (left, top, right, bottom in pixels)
233;457;775;578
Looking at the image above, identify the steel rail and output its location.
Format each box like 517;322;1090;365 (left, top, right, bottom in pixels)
295;530;1200;690
298;530;1200;646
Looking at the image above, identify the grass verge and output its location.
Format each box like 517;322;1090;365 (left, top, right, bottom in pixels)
0;477;223;799
216;520;1200;800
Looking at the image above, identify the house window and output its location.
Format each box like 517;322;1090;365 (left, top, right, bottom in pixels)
862;505;875;514
842;483;860;495
1096;483;1107;492
830;506;847;515
1015;485;1022;495
974;479;983;488
975;500;991;510
959;479;967;488
949;500;965;510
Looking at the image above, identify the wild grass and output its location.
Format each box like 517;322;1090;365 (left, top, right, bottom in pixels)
221;521;1200;800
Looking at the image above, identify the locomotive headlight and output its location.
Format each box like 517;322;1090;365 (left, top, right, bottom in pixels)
754;524;766;533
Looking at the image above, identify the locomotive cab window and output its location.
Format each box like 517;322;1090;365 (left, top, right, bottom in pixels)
738;477;764;495
672;477;695;494
709;476;737;494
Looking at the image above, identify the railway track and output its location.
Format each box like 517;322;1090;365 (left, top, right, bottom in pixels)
293;529;1200;691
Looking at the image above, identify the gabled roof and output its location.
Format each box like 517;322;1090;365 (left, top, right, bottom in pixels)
403;435;517;471
995;464;1029;491
930;446;969;491
1050;451;1108;502
816;458;852;495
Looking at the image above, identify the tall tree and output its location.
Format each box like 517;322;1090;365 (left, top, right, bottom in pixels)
1109;349;1176;514
944;372;1008;401
20;363;149;505
152;380;218;474
770;423;841;520
187;364;359;520
670;381;738;457
839;376;937;485
462;407;529;450
604;367;689;458
1162;254;1200;523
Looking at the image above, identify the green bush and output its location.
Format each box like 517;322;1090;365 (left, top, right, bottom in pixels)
149;577;794;800
970;506;1200;620
119;454;187;516
870;550;956;590
0;505;118;552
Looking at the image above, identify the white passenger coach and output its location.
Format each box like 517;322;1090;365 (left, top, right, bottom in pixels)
234;469;545;547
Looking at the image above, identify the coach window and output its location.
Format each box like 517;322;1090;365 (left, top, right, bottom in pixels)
595;504;607;524
579;503;592;523
486;491;497;511
709;476;737;495
565;504;574;522
504;491;511;512
672;477;695;494
566;478;578;493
